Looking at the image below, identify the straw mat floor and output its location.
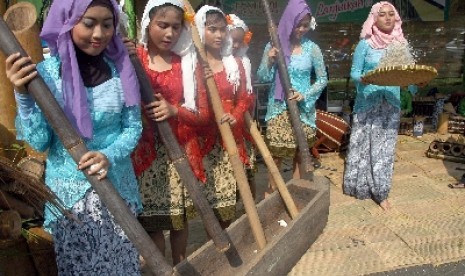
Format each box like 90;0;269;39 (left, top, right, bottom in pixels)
289;133;465;275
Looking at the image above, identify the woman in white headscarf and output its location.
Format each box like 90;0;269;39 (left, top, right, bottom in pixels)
227;13;257;198
129;0;210;265
194;5;254;228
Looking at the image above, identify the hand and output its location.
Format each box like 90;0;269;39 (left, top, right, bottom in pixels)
122;37;137;55
288;89;304;102
5;52;37;93
145;93;178;121
220;113;237;126
203;64;214;79
267;47;279;68
78;151;110;180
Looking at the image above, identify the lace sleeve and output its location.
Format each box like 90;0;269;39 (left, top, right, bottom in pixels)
304;44;328;100
14;90;52;153
101;105;142;166
350;40;369;84
256;42;275;83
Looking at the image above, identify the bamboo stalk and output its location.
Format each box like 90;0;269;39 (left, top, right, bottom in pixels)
0;16;173;276
260;0;314;180
1;2;45;161
244;112;299;219
184;0;267;250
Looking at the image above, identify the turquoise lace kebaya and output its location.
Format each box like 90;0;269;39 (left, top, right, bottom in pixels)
256;38;328;128
351;39;417;113
15;56;142;230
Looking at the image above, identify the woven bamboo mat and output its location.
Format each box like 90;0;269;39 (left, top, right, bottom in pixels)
289;133;465;275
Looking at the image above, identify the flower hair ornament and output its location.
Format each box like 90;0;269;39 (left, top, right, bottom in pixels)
183;6;195;24
243;31;253;45
140;0;198;111
195;5;240;92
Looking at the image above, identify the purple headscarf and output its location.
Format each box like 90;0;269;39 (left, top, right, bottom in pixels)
274;0;312;100
40;0;140;138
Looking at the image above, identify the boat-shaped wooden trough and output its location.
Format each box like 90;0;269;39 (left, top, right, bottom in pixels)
174;176;330;276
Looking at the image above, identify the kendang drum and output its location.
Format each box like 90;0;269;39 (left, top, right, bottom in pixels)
312;110;351;159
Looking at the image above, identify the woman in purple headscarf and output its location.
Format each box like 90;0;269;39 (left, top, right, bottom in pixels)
5;0;142;273
256;0;327;195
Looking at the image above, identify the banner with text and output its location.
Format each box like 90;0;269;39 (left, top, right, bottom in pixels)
223;0;448;24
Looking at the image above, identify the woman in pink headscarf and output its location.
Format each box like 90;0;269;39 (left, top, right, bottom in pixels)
343;2;414;211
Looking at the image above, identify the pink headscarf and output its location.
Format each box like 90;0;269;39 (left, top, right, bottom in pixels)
360;1;406;49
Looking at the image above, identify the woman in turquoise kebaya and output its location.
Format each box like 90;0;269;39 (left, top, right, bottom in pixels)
256;0;327;195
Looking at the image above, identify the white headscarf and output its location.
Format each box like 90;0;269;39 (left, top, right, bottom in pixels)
227;14;252;94
195;5;240;92
140;0;197;111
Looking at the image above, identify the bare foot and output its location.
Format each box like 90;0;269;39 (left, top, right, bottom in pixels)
379;200;391;211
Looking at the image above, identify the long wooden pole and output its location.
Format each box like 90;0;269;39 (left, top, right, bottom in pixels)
0;17;173;276
184;1;266;250
260;0;314;180
244;112;299;219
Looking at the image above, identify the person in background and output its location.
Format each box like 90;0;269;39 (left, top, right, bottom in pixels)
256;0;327;196
5;0;143;273
227;13;257;199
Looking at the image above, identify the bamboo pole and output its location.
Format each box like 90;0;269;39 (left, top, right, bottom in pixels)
260;0;314;180
244;112;299;219
0;0;15;158
184;0;267;250
0;15;173;276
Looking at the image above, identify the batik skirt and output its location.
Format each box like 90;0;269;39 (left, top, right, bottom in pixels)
137;140;192;231
343;100;400;203
51;189;140;275
265;111;316;159
199;143;237;222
